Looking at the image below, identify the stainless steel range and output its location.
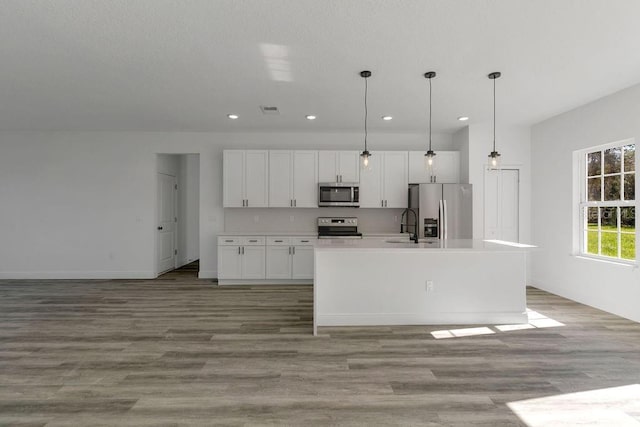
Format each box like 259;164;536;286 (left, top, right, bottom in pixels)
317;217;362;239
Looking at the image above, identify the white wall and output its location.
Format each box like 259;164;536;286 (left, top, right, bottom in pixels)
178;154;200;266
452;126;470;184
0;130;453;279
531;83;640;323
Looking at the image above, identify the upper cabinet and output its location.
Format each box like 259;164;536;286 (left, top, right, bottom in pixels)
318;151;360;183
408;151;460;184
269;151;318;208
223;150;269;207
359;151;408;208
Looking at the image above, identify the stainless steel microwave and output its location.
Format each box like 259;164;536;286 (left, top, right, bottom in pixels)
318;182;359;207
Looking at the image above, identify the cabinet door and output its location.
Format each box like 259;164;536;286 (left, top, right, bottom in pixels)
218;245;242;279
318;151;338;182
242;246;266;279
245;150;269;207
292;151;318;207
338;151;360;183
291;246;314;280
266;246;292;279
433;151;460;183
383;151;409;208
268;151;293;207
358;152;383;208
408;151;429;184
223;150;245;207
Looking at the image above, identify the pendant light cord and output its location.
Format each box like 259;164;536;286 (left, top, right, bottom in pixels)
493;76;496;152
364;76;368;152
428;77;432;151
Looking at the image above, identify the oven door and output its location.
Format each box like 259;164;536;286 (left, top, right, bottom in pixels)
318;184;359;207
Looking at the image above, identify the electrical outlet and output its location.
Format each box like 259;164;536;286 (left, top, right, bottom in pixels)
394;215;398;222
426;280;434;292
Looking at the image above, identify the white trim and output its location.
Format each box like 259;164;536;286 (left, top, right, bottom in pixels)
573;254;637;268
198;270;217;279
0;271;156;280
217;279;313;285
316;311;528;327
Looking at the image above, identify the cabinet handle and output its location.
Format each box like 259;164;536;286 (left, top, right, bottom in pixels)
294;199;297;207
249;239;258;243
238;246;241;255
293;247;296;255
242;246;245;255
381;200;384;207
385;200;388;207
275;240;283;243
300;240;309;243
225;239;234;242
245;199;249;207
288;246;291;255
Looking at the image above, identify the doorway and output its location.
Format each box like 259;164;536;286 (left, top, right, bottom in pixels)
156;154;200;276
484;168;519;242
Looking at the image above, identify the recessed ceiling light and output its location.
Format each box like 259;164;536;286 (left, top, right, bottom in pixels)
227;114;239;120
458;116;469;121
382;116;393;121
305;115;317;120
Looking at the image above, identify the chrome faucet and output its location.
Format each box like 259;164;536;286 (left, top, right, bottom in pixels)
400;208;419;243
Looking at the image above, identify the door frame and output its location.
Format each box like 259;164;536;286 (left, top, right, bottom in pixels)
483;165;521;242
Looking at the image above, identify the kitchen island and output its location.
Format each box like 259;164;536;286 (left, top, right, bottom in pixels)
313;238;532;335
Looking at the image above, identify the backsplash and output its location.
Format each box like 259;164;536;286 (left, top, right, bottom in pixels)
224;208;405;234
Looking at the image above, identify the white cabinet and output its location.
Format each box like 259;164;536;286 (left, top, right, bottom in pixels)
223;150;269;207
409;151;460;184
217;236;265;279
265;236;315;280
359;151;408;208
318;151;360;183
268;151;318;207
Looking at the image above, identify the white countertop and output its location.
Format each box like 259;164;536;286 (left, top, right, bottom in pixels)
314;238;535;252
218;232;411;238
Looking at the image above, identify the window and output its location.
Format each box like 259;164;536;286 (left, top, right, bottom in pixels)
579;141;636;262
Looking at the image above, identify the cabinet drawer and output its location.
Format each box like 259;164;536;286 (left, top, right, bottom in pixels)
218;237;242;245
292;237;316;246
267;237;291;246
242;236;266;246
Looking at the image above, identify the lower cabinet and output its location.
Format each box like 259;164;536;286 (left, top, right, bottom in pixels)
217;236;266;280
218;235;315;283
266;237;315;280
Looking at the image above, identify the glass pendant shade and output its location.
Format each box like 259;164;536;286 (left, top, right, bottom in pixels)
424;150;436;173
488;151;501;170
360;150;371;171
424;71;437;173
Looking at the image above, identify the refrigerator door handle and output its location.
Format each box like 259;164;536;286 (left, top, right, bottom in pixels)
443;199;448;239
438;200;444;239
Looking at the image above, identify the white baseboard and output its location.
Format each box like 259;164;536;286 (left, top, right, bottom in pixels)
0;271;156;280
218;279;313;285
316;311;528;327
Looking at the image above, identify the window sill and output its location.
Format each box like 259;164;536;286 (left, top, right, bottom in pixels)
573;254;638;268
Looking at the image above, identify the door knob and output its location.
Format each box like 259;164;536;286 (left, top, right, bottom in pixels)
157;226;163;230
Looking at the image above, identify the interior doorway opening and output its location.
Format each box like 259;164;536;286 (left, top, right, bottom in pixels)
156;154;200;276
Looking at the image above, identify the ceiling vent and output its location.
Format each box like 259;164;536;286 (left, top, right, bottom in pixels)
260;105;280;115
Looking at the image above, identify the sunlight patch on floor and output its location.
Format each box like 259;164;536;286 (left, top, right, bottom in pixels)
431;309;565;339
508;384;640;426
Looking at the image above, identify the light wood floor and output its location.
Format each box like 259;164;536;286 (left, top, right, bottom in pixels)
2;266;640;426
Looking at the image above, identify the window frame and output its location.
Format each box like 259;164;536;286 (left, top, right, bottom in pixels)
576;138;637;265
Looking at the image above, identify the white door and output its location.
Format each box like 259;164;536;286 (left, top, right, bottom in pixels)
358;151;382;208
291;246;314;279
157;173;176;275
484;169;519;242
218;246;242;279
293;151;318;207
338;151;360;182
242;246;266;279
223;150;245;207
318;151;338;182
268;151;293;207
266;246;292;279
244;150;269;207
383;151;409;208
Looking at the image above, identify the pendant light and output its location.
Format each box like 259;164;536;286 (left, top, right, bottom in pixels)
488;71;502;170
424;71;437;172
359;70;372;171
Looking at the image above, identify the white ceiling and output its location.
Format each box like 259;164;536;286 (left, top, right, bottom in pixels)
1;0;640;133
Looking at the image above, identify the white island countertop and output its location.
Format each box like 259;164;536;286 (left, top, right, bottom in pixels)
315;238;535;252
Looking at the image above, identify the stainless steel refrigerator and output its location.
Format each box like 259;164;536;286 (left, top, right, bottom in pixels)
408;183;473;240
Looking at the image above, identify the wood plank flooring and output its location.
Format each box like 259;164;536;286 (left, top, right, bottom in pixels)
1;267;640;426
